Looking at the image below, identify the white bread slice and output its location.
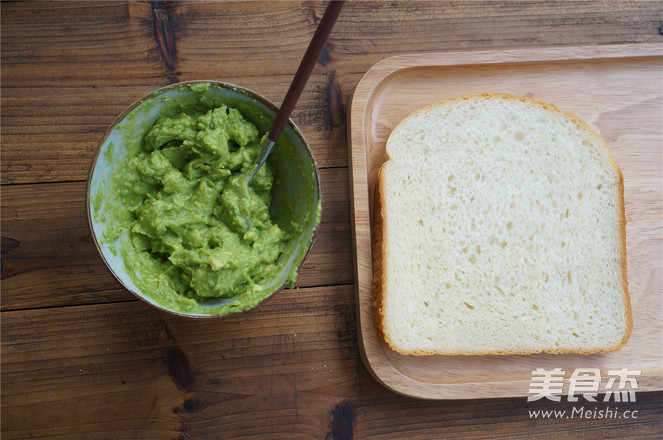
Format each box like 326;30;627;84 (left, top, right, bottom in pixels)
373;93;631;356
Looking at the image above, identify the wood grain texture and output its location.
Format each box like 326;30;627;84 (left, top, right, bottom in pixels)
2;0;662;438
3;296;663;439
2;1;662;184
348;45;663;399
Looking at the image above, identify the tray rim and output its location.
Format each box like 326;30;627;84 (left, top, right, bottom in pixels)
347;43;663;400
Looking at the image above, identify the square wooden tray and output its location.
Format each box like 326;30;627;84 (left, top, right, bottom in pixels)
348;44;663;399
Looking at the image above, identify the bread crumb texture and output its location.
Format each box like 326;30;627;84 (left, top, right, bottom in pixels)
374;93;631;356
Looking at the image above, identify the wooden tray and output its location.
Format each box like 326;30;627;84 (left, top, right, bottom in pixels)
348;44;663;399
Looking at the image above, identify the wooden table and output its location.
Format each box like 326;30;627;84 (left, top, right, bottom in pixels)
2;1;662;438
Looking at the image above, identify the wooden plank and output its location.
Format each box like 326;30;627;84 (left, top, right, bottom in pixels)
349;46;663;399
1;168;353;311
2;1;661;184
0;1;347;184
0;286;358;439
2;296;662;439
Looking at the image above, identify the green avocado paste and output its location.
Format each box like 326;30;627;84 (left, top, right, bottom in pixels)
96;84;318;316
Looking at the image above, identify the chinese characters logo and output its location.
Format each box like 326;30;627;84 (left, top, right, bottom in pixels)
527;368;641;402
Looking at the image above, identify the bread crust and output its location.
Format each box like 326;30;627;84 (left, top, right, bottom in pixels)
372;93;632;356
371;164;393;349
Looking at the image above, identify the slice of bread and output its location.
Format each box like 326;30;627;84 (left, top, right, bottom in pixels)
373;93;631;356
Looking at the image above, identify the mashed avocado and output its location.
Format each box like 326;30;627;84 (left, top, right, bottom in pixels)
97;84;315;316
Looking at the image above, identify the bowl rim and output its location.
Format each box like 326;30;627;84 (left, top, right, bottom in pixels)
85;80;321;319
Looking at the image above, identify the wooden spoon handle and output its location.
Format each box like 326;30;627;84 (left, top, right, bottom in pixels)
268;0;345;142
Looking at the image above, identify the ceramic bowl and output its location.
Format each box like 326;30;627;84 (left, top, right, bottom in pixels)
86;81;321;318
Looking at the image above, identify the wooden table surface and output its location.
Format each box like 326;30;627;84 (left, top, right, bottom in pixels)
2;1;662;438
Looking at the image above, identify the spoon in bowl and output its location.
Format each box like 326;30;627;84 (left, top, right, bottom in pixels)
246;0;345;184
237;0;345;231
